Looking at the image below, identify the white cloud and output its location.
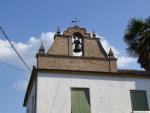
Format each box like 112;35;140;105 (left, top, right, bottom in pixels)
98;35;140;69
0;32;54;71
100;37;120;55
117;56;137;68
0;32;142;90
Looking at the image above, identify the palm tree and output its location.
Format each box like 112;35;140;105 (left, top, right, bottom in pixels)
124;17;150;72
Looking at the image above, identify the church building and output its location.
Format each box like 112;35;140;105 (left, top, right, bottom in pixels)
23;25;150;113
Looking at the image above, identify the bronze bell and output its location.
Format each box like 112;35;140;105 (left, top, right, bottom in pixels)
73;38;82;52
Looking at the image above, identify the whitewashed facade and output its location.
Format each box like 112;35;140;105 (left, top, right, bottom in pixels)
25;72;150;113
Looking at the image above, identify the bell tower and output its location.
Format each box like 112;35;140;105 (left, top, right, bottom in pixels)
37;25;117;72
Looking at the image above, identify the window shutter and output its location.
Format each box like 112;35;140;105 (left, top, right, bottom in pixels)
71;88;91;113
130;90;149;111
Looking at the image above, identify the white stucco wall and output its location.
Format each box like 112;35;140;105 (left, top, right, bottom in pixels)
26;81;36;113
36;73;150;113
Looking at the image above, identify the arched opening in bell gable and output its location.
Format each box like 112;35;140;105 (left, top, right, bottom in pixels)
72;32;84;56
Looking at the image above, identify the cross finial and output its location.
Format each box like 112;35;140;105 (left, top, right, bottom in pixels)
71;17;79;26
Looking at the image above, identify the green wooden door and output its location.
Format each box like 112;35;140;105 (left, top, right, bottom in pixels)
71;88;91;113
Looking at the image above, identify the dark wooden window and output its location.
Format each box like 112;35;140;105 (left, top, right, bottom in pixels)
130;90;149;111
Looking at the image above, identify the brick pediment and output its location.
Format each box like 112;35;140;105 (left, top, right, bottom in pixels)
37;26;118;72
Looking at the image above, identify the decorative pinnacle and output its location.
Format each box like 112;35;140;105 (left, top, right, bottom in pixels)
56;27;60;34
92;30;96;37
108;48;114;57
39;42;45;54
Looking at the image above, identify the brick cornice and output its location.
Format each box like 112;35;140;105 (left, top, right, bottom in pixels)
36;54;117;61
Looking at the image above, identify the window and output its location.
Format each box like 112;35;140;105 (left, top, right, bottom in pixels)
71;88;91;113
130;90;149;111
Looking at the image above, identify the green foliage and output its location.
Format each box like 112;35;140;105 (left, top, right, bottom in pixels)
124;17;150;71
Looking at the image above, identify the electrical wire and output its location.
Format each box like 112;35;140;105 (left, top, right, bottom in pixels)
50;78;61;113
0;26;31;72
0;60;27;72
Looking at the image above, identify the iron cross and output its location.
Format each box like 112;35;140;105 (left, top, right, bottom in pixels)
71;17;79;26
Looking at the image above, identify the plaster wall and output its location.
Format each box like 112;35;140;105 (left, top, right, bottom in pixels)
36;73;150;113
26;81;36;113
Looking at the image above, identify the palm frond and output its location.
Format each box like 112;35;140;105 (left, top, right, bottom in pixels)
124;18;144;56
124;16;150;71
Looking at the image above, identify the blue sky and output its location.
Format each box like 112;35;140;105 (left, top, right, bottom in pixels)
0;0;150;113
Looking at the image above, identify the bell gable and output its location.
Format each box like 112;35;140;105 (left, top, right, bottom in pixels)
36;26;117;72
